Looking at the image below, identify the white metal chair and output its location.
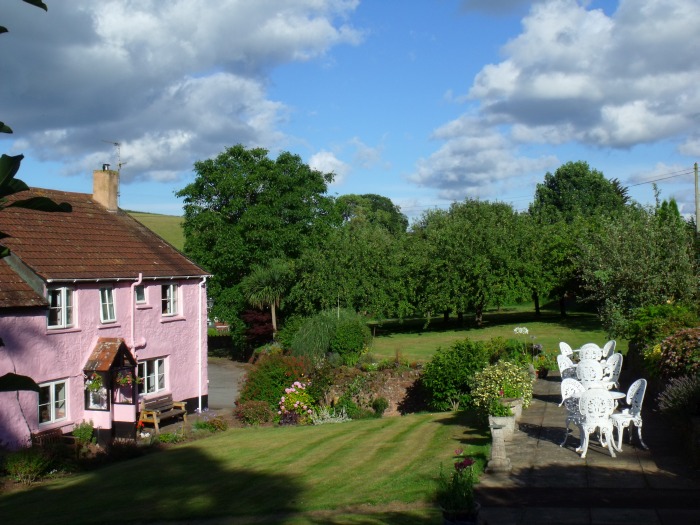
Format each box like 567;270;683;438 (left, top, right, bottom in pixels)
602;353;623;389
559;341;574;358
576;358;604;387
557;354;577;379
579;343;604;361
602;340;616;359
559;378;585;448
611;378;648;451
577;388;617;458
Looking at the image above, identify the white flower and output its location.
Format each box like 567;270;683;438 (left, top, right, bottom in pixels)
513;326;529;335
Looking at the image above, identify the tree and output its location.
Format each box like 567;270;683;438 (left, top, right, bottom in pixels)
577;204;698;336
336;193;408;235
529;161;628;223
413;200;526;326
287;219;406;320
240;258;292;337
176;144;338;324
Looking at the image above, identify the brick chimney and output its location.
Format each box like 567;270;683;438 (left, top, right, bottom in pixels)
93;168;119;212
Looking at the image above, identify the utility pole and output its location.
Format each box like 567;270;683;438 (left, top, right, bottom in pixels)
695;162;699;234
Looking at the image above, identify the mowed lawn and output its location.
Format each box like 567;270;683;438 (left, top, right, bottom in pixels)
370;308;613;363
0;412;488;525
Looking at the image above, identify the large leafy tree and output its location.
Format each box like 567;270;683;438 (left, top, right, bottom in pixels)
577;203;698;336
529;160;627;223
336;193;408;235
288;219;406;320
413;200;526;326
177;144;338;324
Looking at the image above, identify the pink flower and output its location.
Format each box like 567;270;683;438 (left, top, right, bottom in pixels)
455;448;463;456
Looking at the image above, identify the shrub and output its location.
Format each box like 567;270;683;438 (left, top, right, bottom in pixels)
311;406;351;425
329;313;372;366
626;304;699;372
278;381;316;425
157;431;184;444
289;309;371;366
234;400;274;426
657;327;700;380
470;360;534;417
237;353;310;409
4;447;51;485
421;338;490;411
371;397;389;417
72;420;96;454
657;375;700;416
193;415;228;433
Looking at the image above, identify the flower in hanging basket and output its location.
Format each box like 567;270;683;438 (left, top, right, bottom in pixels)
116;371;144;386
84;372;103;392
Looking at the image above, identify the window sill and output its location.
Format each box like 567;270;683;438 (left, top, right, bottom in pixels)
160;316;185;324
136;304;152;310
98;322;121;330
46;326;81;335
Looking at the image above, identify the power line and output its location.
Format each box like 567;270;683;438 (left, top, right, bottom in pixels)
627;167;694;187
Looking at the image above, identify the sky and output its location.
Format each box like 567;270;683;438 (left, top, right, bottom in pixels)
2;0;699;221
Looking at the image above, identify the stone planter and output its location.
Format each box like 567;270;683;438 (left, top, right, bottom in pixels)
500;397;523;421
488;414;515;441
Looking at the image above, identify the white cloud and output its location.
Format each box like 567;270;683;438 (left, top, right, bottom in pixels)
413;0;700;201
309;150;351;186
0;0;362;184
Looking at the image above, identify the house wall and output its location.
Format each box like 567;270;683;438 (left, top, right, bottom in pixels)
0;279;207;448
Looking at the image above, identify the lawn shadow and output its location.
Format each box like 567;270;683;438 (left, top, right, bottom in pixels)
0;446;306;525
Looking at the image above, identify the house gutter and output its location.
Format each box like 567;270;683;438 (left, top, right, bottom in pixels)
130;273;143;356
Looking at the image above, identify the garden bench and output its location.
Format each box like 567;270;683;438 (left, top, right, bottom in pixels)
31;428;77;454
138;393;187;433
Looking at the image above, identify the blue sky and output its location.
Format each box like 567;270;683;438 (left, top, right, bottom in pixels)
2;0;698;220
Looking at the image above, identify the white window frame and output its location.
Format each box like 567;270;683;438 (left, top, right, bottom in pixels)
99;287;116;323
47;287;73;329
38;380;67;425
135;284;146;304
137;358;166;395
161;283;178;316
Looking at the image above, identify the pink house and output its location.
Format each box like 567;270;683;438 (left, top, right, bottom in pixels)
0;170;210;447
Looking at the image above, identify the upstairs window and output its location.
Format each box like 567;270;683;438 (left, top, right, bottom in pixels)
38;380;67;424
161;283;178;316
99;287;116;323
135;284;146;304
47;287;73;329
137;358;166;395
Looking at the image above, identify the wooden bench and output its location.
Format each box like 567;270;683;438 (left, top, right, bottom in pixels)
31;428;77;454
138;393;187;433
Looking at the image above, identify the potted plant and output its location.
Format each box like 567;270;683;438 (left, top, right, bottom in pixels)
471;360;534;422
435;449;480;525
532;347;557;379
487;398;515;440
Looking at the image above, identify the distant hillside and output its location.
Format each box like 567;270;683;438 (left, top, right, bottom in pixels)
128;211;185;252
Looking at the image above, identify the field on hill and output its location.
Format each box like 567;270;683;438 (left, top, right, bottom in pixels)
128;211;185;251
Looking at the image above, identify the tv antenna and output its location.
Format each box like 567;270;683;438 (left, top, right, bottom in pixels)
101;140;127;172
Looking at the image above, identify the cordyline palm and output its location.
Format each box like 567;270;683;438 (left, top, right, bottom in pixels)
241;259;292;337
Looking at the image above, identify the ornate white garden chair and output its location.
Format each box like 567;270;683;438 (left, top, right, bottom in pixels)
576;388;617;459
575;358;604;387
579;343;604;361
559;341;574;358
559;378;585;448
602;353;623;389
602;340;616;359
557;354;577;379
611;378;648;451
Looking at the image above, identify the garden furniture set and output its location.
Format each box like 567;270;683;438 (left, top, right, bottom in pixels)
557;340;648;459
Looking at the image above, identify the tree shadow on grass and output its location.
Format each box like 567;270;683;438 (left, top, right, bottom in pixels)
0;447;305;525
